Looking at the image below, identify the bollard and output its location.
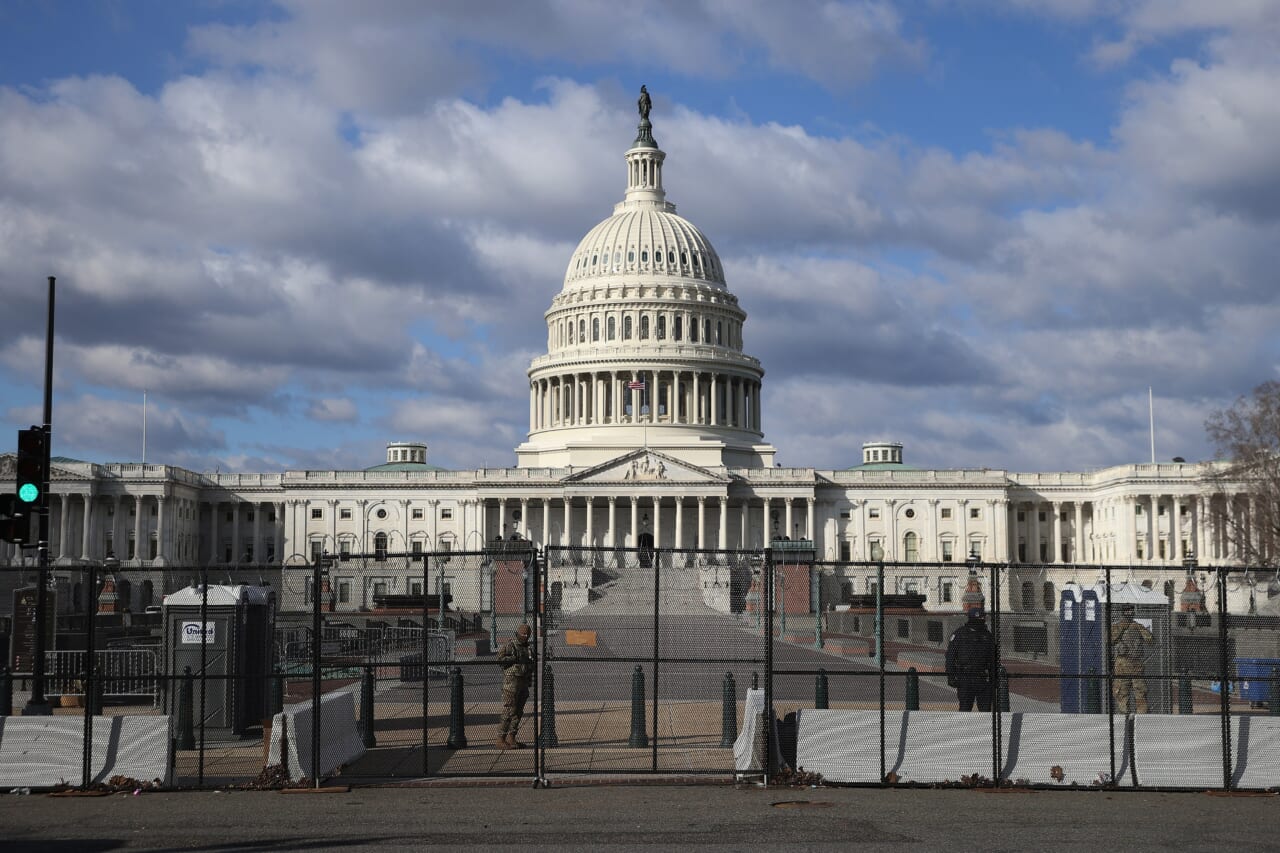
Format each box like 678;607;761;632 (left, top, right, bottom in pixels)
0;665;10;716
177;666;195;750
446;666;467;749
360;667;377;748
272;674;285;717
1084;668;1102;715
905;667;919;711
93;671;106;716
752;671;759;691
1178;671;1193;715
997;666;1010;712
628;665;649;748
1271;668;1280;717
540;665;559;748
720;672;737;747
815;668;829;710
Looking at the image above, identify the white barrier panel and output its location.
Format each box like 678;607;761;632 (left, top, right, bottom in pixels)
733;688;765;772
1000;712;1125;787
1232;716;1280;789
0;716;172;789
268;688;365;782
797;710;1127;786
1130;714;1227;788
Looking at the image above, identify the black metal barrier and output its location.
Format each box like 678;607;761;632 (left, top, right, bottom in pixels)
2;553;1279;790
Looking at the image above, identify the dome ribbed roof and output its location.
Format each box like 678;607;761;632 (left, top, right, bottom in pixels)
563;208;725;289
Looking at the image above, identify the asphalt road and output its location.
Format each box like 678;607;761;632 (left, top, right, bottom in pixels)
2;784;1277;852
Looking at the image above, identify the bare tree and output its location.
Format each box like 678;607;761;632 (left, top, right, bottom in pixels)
1205;381;1280;569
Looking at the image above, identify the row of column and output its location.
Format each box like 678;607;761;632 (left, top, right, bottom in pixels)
530;369;761;432
0;492;203;565
833;498;1005;563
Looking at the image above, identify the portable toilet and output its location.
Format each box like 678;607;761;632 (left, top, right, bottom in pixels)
1059;583;1105;712
1090;580;1173;714
162;584;275;738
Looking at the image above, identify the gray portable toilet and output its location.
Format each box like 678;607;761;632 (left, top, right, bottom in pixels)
1091;580;1173;714
162;584;275;738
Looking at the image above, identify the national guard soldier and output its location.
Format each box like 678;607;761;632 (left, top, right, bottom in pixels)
945;605;996;711
1111;604;1154;713
496;623;534;748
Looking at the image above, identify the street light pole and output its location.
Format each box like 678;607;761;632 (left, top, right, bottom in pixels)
23;276;55;716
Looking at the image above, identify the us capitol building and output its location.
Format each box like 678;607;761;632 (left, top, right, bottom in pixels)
0;93;1260;616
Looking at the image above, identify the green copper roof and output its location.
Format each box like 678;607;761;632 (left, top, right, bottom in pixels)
364;461;449;472
845;462;921;471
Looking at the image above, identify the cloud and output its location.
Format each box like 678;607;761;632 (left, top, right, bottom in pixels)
306;397;358;423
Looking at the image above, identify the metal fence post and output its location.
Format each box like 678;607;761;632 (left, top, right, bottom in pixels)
905;667;919;711
1270;667;1280;717
177;666;195;750
1178;670;1193;715
361;666;377;748
1218;567;1233;790
539;663;558;749
310;558;322;788
628;665;648;748
997;665;1010;712
815;668;829;710
876;560;885;785
720;672;737;747
1104;564;1115;785
446;666;467;749
764;550;775;784
0;665;10;716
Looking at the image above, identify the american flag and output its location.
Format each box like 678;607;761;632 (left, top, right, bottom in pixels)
627;379;646;390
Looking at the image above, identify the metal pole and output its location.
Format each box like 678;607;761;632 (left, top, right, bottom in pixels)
311;557;322;788
763;549;774;785
651;547;660;773
1219;567;1232;790
1104;564;1115;784
81;560;97;788
198;566;209;786
23;275;55;716
876;560;885;785
421;553;430;776
532;549;543;786
990;560;1001;782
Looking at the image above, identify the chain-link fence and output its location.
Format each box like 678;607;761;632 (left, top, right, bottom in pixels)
2;553;1279;790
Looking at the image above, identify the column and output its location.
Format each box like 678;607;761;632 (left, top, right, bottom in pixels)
1051;501;1061;563
654;497;662;549
697;497;707;550
541;498;550;548
692;373;701;424
275;502;284;563
498;498;507;537
1172;496;1182;562
806;498;815;542
607;497;617;548
112;495;123;558
1074;502;1084;564
761;498;770;547
1127;497;1138;561
1195;496;1207;560
675;498;684;550
562;498;572;547
585;497;594;549
1148;495;1158;561
987;500;999;562
57;494;69;561
711;374;719;426
231;502;241;563
718;498;727;550
784;498;793;541
252;501;263;563
1029;501;1039;562
81;493;93;560
156;496;167;563
630;499;639;549
520;499;530;538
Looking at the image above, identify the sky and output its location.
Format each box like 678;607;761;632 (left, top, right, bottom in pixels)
0;0;1277;475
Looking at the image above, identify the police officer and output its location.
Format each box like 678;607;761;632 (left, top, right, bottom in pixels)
945;605;996;711
1111;604;1153;713
496;623;533;748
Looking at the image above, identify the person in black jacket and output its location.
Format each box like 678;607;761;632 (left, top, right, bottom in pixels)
945;606;995;711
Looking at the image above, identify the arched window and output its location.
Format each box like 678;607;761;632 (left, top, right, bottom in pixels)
680;251;687;267
640;316;649;339
1021;581;1035;610
607;316;616;340
141;580;154;608
656;315;666;340
641;249;649;263
627;250;634;263
375;532;388;562
592;318;600;341
704;319;711;343
578;319;585;343
592;254;598;266
674;316;683;340
623;316;633;340
690;318;699;342
903;532;918;562
667;250;675;264
717;321;723;344
1042;582;1055;611
568;323;574;344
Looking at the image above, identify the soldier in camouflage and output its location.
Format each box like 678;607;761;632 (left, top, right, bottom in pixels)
1112;604;1153;713
496;623;533;749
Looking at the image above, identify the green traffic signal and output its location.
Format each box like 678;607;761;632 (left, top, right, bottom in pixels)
18;482;39;503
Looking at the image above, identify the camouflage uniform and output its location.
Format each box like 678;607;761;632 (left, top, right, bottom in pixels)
1112;612;1154;713
497;627;533;746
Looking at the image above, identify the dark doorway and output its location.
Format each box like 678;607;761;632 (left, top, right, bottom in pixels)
638;532;654;568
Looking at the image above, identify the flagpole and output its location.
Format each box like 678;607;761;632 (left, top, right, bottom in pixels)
1148;386;1155;464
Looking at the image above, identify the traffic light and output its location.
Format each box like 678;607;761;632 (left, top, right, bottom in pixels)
16;426;45;506
0;493;30;545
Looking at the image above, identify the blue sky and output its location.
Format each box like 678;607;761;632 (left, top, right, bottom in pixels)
0;0;1278;474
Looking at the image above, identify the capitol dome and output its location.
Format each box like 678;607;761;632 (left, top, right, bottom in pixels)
515;91;776;471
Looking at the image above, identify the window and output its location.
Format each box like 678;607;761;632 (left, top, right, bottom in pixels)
1158;504;1166;516
1158;540;1167;559
903;532;919;561
247;510;255;522
668;250;675;264
127;538;136;559
593;318;600;341
690;320;698;342
941;581;954;603
970;507;981;519
411;540;423;555
868;508;881;519
942;540;954;561
640;316;649;339
226;511;233;522
896;619;910;639
680;250;687;266
579;319;586;342
1038;511;1046;522
338;580;351;604
607;316;616;340
339;539;351;558
340;508;352;520
1017;511;1025;522
1136;505;1144;515
412;508;424;520
268;511;276;523
151;504;157;516
441;508;453;519
656;315;666;340
941;508;952;519
904;508;915;519
839;510;851;519
839;541;851;561
641;249;648;263
310;540;323;564
311;508;323;520
375;532;388;562
1043;582;1055;611
969;539;982;560
716;321;723;344
1018;543;1027;562
149;536;158;560
627;250;634;263
674;317;682;340
624;316;633;340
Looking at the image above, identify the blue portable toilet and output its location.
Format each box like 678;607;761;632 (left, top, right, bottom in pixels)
1059;583;1104;712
